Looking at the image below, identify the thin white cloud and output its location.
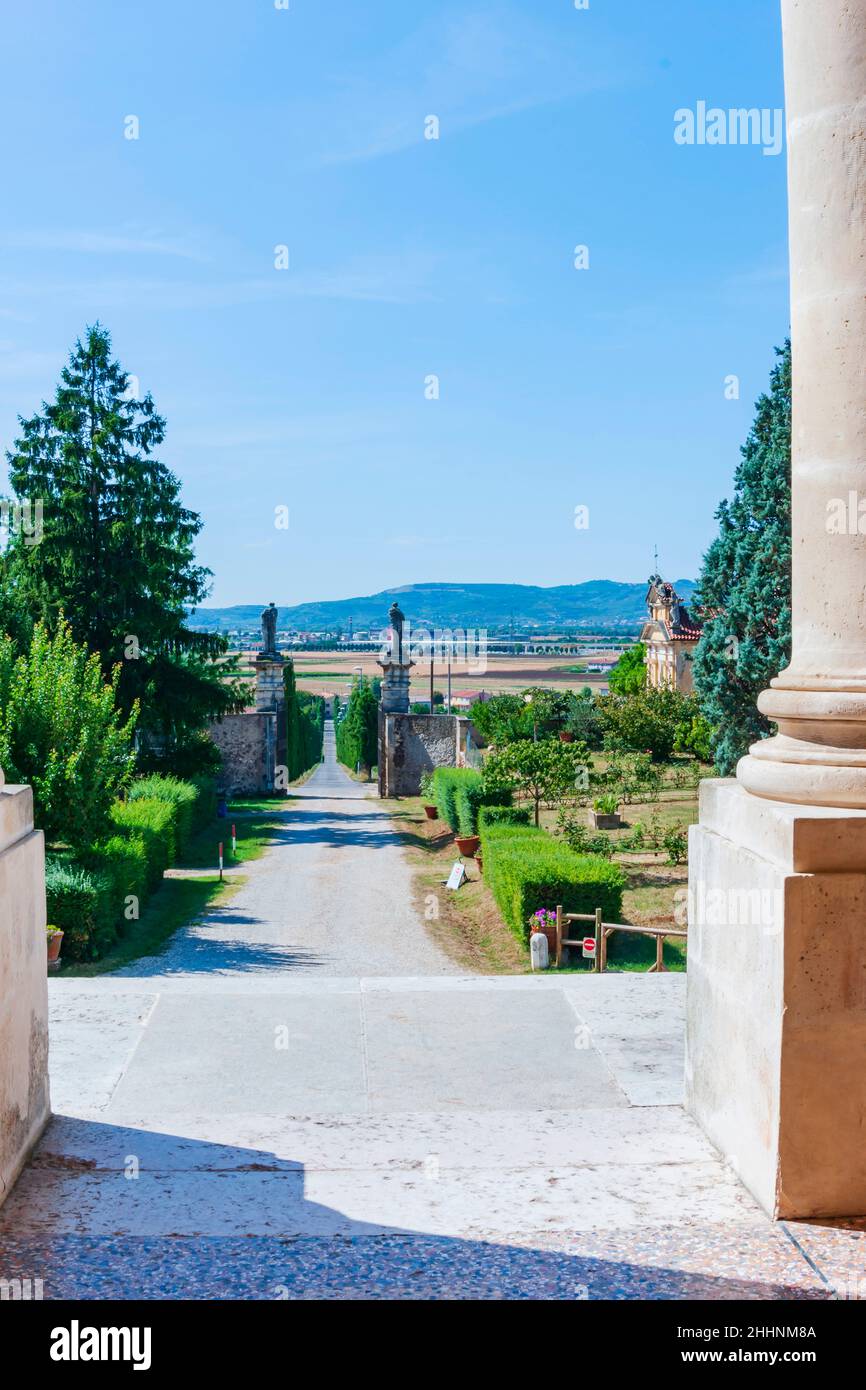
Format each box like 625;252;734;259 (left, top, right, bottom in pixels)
300;3;633;167
2;230;209;261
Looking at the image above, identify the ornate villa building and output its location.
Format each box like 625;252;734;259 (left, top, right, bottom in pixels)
640;574;702;694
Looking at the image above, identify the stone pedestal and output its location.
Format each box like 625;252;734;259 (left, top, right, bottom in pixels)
254;655;285;714
378;660;413;715
0;784;50;1208
687;780;866;1218
254;655;287;780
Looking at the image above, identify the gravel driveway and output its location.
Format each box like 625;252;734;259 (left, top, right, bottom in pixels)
117;721;459;978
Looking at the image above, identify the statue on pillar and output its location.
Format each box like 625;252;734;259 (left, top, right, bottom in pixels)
261;602;278;657
388;600;405;665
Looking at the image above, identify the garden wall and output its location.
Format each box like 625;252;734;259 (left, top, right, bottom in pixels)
0;783;50;1209
208;711;277;796
379;713;458;797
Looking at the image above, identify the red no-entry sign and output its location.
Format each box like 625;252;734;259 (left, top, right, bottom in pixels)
582;937;596;959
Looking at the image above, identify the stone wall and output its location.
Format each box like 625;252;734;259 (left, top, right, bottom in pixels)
208;712;277;796
0;784;50;1210
379;713;458;797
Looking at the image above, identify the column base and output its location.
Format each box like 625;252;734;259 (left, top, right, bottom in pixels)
737;735;866;808
686;779;866;1219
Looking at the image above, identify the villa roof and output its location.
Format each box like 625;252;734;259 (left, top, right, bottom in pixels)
644;573;703;642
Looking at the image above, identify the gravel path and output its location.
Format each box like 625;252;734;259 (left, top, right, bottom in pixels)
117;721;459;978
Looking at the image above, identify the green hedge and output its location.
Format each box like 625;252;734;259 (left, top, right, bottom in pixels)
432;767;509;834
109;798;176;889
480;822;626;945
45;858;115;961
128;775;199;855
477;805;530;831
82;835;149;935
432;768;465;831
48;775;204;963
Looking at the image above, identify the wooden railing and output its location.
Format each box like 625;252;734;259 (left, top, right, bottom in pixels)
555;906;687;973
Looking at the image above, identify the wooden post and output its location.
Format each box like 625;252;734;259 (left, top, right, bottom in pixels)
594;907;602;973
600;925;609;974
555;905;563;968
655;933;665;973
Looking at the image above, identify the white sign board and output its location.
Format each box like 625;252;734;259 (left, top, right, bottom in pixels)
582;936;597;960
445;862;466;891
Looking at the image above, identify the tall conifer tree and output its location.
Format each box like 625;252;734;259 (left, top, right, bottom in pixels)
693;341;792;773
2;325;244;769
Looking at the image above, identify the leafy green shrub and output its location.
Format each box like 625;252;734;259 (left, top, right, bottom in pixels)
0;620;137;851
556;811;615;859
477;805;530;830
664;824;688;865
128;775;199;854
593;793;620;815
110;798;175;888
45;857;115;961
480;822;625;944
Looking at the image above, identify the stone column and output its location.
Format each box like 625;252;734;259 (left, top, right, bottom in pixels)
687;0;866;1219
738;0;866;808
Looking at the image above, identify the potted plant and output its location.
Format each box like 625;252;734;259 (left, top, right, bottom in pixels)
419;772;438;819
47;924;64;971
590;794;621;830
559;729;574;743
529;908;557;957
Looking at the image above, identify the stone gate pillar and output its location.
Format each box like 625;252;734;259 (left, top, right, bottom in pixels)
686;0;866;1218
0;768;50;1207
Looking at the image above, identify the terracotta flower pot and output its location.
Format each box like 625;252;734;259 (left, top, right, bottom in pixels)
455;835;480;857
423;804;438;820
47;930;64;967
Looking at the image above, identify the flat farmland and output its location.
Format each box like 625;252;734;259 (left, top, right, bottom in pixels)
272;649;618;701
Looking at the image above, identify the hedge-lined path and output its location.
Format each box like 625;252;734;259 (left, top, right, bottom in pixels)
114;720;459;978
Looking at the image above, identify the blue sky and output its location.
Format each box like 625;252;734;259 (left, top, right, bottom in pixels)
0;0;788;607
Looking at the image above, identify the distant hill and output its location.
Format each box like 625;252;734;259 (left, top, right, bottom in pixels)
187;580;696;633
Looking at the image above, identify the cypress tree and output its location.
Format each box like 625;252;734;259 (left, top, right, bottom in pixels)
693;341;792;774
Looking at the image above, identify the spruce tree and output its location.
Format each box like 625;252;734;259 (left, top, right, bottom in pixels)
2;325;243;769
693;341;792;774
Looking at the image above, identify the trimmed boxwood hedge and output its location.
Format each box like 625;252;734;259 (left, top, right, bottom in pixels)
480;822;626;945
477;805;531;831
433;767;510;836
82;835;149;935
48;774;206;962
128;775;200;855
432;768;466;831
109;798;176;889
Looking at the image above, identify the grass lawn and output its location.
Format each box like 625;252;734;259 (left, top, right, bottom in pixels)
176;797;290;871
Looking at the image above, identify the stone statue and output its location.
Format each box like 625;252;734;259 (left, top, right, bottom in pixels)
388;600;405;664
261;602;278;656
